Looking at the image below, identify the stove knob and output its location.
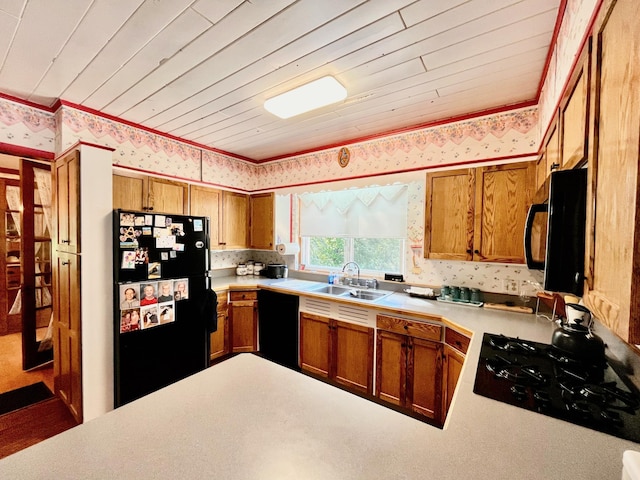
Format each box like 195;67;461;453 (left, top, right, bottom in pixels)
510;384;528;401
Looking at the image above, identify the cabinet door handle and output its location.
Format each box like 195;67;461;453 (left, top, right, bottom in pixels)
61;239;70;244
403;325;408;330
550;162;560;171
466;249;472;254
61;261;70;266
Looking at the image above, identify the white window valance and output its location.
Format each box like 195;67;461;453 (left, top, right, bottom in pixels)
299;184;408;238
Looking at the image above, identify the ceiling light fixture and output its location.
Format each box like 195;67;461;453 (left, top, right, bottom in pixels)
264;76;347;119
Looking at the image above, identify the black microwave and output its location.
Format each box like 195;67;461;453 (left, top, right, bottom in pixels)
524;168;588;296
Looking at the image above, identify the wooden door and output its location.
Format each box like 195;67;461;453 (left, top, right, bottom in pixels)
299;312;330;378
473;161;534;263
0;178;21;336
250;193;274;249
545;125;560;174
442;344;465;421
222;192;248;249
424;169;475;260
20;160;53;369
53;251;82;423
210;297;228;361
333;320;373;395
584;0;640;343
560;41;590;169
408;337;442;420
375;330;407;406
113;174;145;211
147;177;188;214
190;185;222;248
54;151;80;253
229;300;257;353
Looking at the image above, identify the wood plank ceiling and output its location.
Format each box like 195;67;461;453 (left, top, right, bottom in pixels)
0;0;560;162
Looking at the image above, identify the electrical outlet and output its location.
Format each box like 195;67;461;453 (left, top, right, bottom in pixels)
502;278;518;293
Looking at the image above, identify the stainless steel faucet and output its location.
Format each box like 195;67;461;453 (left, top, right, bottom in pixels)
342;261;360;286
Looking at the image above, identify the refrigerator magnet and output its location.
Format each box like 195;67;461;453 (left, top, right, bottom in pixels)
121;251;136;269
120;213;135;226
170;223;185;236
140;282;158;306
142;226;152;235
144;214;153;226
193;219;203;232
140;304;160;329
160;252;169;261
154;215;166;227
135;247;149;264
174;279;188;301
148;262;162;279
134;216;145;226
169;251;177;258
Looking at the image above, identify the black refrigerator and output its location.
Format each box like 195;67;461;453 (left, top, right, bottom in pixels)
113;209;217;407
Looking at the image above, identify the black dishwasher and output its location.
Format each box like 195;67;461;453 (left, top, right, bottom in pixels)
258;290;300;370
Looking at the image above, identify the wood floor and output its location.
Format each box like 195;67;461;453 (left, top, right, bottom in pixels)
0;329;76;460
0;397;77;459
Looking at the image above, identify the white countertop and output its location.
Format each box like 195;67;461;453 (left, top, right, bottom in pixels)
2;276;639;479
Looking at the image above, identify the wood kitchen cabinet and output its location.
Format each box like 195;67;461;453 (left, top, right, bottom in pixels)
299;312;374;395
583;0;640;345
190;186;248;250
425;161;535;263
54;151;80;253
250;192;274;250
560;42;590;170
424;168;475;261
209;291;228;362
375;315;443;422
113;173;188;214
229;290;257;352
442;328;470;421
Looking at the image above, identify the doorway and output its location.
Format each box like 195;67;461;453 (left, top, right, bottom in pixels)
0;153;53;395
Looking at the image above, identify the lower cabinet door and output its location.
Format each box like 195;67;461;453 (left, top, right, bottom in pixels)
299;312;330;378
443;344;465;419
375;330;407;406
230;300;256;352
408;338;443;421
209;303;228;361
333;320;374;395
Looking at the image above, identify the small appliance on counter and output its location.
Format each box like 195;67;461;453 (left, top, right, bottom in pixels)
473;324;640;442
264;263;287;278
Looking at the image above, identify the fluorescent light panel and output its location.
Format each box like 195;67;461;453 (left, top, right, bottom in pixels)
264;76;347;119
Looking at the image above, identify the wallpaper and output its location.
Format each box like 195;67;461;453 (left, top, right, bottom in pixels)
0;96;55;152
256;107;538;190
537;0;598;139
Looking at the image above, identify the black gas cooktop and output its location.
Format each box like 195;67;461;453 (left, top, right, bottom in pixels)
473;333;640;443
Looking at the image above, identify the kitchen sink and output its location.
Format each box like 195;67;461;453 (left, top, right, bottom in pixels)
307;284;352;295
344;290;390;301
306;283;393;302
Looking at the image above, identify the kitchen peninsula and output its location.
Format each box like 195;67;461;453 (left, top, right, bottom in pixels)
1;277;637;479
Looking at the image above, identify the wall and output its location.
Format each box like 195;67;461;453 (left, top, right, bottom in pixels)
0;95;55;152
77;143;114;421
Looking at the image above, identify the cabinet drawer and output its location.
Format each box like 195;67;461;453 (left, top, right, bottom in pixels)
445;328;470;354
229;290;257;301
376;314;442;341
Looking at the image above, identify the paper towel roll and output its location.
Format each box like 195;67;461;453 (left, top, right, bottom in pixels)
276;243;300;255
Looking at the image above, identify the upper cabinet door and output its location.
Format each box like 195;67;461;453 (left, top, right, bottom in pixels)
424;169;475;261
473;161;534;263
54;151;80;253
113;174;145;211
147;177;188;215
222;191;248;250
250;193;274;250
584;0;640;344
561;40;591;169
190;185;222;247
